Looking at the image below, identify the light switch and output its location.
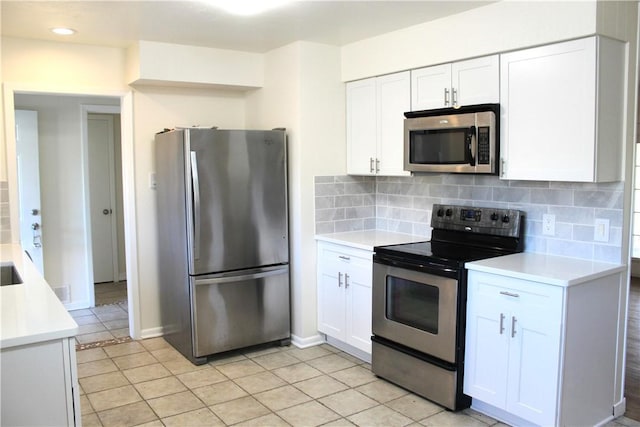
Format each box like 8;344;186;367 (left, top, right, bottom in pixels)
149;172;157;190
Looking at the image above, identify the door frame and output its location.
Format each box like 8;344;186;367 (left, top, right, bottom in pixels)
3;83;141;339
83;106;121;306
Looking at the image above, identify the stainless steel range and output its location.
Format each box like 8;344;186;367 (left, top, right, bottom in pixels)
372;204;525;411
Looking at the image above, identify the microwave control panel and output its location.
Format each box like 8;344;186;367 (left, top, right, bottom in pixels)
477;127;490;165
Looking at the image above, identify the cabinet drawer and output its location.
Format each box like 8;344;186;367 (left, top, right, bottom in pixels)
469;271;563;314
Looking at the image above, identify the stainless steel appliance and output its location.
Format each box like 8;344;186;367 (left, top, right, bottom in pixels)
372;204;524;410
155;128;290;364
404;104;499;174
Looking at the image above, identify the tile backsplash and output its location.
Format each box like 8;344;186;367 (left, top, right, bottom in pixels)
1;181;11;243
314;174;624;263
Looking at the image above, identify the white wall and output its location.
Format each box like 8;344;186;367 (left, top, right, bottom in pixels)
341;1;598;81
132;85;246;335
245;41;345;344
13;94;120;306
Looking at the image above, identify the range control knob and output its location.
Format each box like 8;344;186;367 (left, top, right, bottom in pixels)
490;212;499;221
445;209;453;217
502;215;510;223
437;208;444;217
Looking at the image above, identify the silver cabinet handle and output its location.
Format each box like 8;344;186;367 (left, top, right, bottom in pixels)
499;313;505;335
375;158;380;173
338;255;350;261
444;88;450;106
500;291;520;298
190;151;201;260
501;158;506;177
511;316;517;338
345;273;350;288
452;87;458;107
338;272;343;287
369;157;375;173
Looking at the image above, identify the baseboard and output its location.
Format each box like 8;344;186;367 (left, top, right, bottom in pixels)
139;326;165;340
325;336;371;363
118;272;127;282
291;333;325;349
613;398;626;418
64;299;91;311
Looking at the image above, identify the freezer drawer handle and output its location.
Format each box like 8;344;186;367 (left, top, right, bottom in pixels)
194;267;287;286
190;151;201;260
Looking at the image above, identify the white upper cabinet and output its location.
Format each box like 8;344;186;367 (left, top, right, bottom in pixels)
500;36;626;182
411;55;499;111
346;71;411;176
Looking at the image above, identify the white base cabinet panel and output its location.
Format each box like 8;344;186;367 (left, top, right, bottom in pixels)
1;337;80;426
464;269;622;427
317;241;373;355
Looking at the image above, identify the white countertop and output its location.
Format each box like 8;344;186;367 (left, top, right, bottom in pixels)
466;252;626;287
1;244;78;348
315;230;425;251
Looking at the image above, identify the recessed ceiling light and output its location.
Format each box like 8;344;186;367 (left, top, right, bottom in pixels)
50;27;76;36
208;0;291;16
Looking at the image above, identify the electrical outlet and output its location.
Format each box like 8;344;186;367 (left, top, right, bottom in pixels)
149;172;157;190
594;218;610;242
542;214;555;236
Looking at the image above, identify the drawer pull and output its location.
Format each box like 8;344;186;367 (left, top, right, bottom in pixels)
338;256;351;261
338;272;343;287
345;273;350;288
499;313;505;335
511;316;517;338
500;291;520;298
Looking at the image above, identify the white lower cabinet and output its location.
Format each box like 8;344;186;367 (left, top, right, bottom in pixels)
317;241;373;355
464;268;622;427
1;337;80;426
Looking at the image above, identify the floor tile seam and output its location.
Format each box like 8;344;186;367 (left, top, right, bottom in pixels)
94;399;161;425
85;383;146;413
144;389;210;420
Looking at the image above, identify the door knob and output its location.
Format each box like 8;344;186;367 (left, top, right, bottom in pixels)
102;209;112;215
31;223;40;230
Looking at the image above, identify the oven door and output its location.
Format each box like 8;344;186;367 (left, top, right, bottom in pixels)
372;262;458;363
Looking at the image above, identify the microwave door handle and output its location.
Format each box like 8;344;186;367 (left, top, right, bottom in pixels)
467;126;477;167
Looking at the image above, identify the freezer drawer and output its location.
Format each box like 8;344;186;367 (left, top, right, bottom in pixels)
191;265;290;357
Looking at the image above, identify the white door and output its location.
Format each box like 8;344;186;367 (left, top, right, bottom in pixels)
15;110;44;275
88;114;117;284
452;55;500;107
411;63;452;110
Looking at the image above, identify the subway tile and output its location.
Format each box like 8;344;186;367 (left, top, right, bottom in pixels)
530;188;573;206
315;183;345;197
574;190;623;209
315;196;335;209
334;219;366;233
314;176;335;184
345;206;374;219
316;208;346;222
493;187;531;203
344;181;375;194
334;195;364;208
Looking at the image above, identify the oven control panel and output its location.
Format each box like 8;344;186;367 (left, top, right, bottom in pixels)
431;204;524;237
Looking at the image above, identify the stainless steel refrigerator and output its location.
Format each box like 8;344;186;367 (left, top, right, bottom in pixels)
155;128;290;364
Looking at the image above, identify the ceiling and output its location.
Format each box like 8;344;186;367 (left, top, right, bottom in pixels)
1;1;494;53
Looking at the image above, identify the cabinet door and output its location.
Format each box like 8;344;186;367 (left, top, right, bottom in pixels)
346;78;377;175
506;294;562;426
376;71;411;177
411;63;452;110
317;245;346;340
343;250;374;353
464;277;510;408
500;38;597;181
452;55;499;107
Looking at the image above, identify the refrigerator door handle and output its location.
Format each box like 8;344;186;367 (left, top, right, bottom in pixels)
190;151;201;260
194;266;288;286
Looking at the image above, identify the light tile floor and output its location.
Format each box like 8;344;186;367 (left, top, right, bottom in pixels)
71;302;130;345
77;338;640;427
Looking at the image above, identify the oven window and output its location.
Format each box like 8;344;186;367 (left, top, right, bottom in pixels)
385;276;439;334
410;128;468;164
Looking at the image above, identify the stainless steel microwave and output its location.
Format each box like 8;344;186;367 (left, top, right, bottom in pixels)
404;104;499;174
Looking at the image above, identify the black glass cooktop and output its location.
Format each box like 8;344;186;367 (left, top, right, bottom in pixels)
375;240;511;268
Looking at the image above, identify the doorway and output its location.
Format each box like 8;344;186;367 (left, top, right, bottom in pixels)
5;87;140;340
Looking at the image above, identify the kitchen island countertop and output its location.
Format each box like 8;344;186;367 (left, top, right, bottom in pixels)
1;244;78;348
315;230;425;251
